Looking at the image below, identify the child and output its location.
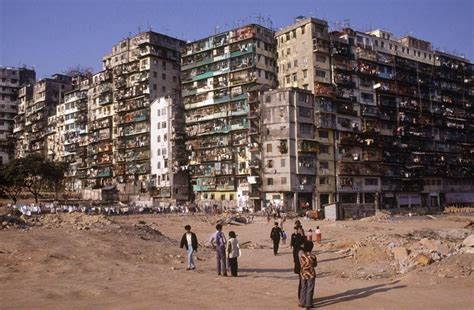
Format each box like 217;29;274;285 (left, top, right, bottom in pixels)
307;229;313;242
299;240;317;309
227;231;240;277
282;230;287;245
315;226;322;244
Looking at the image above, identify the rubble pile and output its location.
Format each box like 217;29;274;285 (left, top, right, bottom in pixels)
203;212;253;226
240;241;270;250
32;213;113;230
0;213;29;230
334;228;474;279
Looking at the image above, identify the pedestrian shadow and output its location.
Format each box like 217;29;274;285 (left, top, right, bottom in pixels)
314;281;405;308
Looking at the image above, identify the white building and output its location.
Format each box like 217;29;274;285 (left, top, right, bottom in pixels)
150;96;188;203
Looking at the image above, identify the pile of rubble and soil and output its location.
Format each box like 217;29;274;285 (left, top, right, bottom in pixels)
330;226;474;280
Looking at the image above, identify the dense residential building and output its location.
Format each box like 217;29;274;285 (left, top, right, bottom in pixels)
275;17;473;214
260;88;317;211
0;67;35;164
46;75;91;189
150;96;188;203
15;74;72;158
101;31;186;191
275;17;337;210
181;24;277;208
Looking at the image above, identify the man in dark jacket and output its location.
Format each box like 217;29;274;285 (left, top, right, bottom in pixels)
270;222;283;255
180;225;198;270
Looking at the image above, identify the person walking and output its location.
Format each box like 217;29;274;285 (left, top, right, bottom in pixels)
179;225;198;270
315;226;322;244
227;231;240;277
209;223;227;276
291;225;306;299
270;222;283;255
298;240;318;309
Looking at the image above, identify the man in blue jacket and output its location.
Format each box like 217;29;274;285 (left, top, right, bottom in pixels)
209;223;227;276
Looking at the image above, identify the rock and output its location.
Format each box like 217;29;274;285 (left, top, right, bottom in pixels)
435;244;451;256
415;254;433;266
392;247;409;261
431;252;441;261
462;235;474;247
419;238;441;251
438;229;469;240
463;247;474;254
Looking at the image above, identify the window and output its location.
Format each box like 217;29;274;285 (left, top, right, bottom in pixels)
157;123;160;129
164;160;168;168
286;47;291;55
153;71;157;78
303;70;308;78
162;121;166;128
221;194;226;201
294;59;298;67
157;162;161;169
267;178;273;185
300;123;313;134
315;70;326;78
365;178;378;186
164;134;167;141
157;149;161;155
266;143;272;153
162;148;166;155
316;55;326;63
153;84;157;90
267;160;273;168
281;158;286;167
157;135;161;142
162;73;166;80
319;177;329;185
319;145;329;154
319;161;329;170
281;177;287;185
319;130;329;139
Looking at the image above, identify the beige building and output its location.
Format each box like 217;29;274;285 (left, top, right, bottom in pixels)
276;17;336;209
0;67;35;164
260;88;317;211
15;74;72;158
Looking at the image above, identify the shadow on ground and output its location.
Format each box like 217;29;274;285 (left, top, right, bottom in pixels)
314;281;406;308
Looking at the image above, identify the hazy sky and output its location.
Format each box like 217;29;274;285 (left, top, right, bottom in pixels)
1;0;472;78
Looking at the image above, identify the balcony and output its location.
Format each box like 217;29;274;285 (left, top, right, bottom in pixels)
313;38;330;53
298;139;318;153
116;135;149;149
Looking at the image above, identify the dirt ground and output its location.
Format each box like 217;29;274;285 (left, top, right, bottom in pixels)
1;211;473;310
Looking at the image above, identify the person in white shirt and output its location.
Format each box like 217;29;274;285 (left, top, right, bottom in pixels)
226;231;240;277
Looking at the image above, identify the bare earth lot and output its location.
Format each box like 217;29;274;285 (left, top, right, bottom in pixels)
1;211;473;309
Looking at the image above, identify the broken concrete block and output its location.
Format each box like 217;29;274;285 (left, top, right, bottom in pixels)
462;235;474;247
391;247;409;261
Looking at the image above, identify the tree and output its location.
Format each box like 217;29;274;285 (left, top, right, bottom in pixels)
63;65;93;78
0;158;27;204
22;154;51;203
47;161;68;200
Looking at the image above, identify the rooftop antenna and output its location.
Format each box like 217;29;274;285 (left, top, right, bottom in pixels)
215;25;220;34
138;26;142;34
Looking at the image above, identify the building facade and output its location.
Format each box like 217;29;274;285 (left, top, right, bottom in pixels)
182;24;277;208
150;96;188;203
0;67;35;164
15;74;72;158
276;17;337;209
260;88;317;211
275;17;473;213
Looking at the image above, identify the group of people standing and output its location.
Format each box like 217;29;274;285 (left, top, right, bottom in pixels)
180;223;241;277
180;219;320;309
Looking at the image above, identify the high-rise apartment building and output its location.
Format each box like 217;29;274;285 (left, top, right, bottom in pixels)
47;75;91;189
0;67;35;164
87;31;186;189
260;88;317;210
150;96;188;203
181;24;277;208
15;74;72;158
276;17;336;209
275;17;473;214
